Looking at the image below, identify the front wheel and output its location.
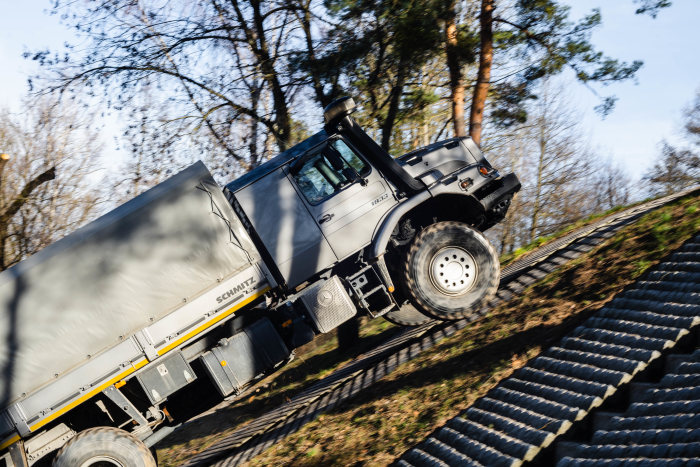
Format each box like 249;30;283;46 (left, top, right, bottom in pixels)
53;427;157;467
403;222;499;320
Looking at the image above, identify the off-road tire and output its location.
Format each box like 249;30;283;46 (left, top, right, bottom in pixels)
383;302;434;326
403;221;499;320
53;427;156;467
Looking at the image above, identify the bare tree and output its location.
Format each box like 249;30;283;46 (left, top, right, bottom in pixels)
112;90;195;201
684;90;700;146
644;141;700;196
483;81;598;249
644;90;700;196
34;0;313;173
480;118;530;254
523;84;592;241
0;97;103;270
590;157;632;211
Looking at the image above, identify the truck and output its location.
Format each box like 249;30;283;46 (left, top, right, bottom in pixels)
0;97;519;466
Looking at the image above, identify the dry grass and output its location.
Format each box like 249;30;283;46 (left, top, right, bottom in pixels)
155;316;400;465
154;193;699;466
244;193;699;467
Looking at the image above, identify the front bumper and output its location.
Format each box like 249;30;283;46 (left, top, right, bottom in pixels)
477;173;521;214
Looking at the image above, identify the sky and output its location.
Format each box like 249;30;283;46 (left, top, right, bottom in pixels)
566;1;700;179
0;1;699;181
0;2;71;108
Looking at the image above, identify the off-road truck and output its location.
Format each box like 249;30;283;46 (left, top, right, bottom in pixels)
0;97;519;466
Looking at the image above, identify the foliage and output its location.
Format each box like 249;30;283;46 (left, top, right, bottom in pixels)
32;0;316;177
633;0;673;18
313;0;447;150
488;1;643;124
0;96;103;270
18;0;671;259
31;0;670;172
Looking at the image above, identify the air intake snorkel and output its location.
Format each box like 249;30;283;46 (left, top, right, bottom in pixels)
323;97;425;196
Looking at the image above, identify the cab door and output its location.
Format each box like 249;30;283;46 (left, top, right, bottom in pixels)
288;137;398;260
235;167;338;288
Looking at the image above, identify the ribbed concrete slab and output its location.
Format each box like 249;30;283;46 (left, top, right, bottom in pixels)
398;233;700;466
591;428;700;445
557;348;700;466
559;459;700;467
562;442;700;459
473;397;573;435
570;327;673;351
433;426;517;466
637;386;700;403
559;336;661;363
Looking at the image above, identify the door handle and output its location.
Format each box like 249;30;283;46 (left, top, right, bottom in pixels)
319;213;334;224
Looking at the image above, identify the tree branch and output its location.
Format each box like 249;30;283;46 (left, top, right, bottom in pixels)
0;167;56;226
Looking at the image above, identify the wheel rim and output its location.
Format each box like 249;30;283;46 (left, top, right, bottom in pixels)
429;246;478;295
80;456;126;467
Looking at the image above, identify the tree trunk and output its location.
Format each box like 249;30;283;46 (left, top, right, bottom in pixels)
499;192;519;254
0;166;56;271
469;0;494;146
380;59;408;151
249;83;261;167
238;0;292;152
0;225;7;271
0;155;8;193
445;0;466;138
530;124;546;243
298;0;331;108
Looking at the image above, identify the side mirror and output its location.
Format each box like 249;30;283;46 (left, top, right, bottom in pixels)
323;146;345;171
324;146;364;186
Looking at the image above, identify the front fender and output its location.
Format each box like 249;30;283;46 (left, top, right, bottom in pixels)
369;190;432;260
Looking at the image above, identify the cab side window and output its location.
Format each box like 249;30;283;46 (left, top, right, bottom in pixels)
293;155;339;204
331;139;369;176
292;139;369;205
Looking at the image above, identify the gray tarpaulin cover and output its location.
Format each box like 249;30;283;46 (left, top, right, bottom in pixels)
0;162;260;406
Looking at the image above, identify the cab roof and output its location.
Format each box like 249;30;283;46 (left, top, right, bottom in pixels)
225;130;328;193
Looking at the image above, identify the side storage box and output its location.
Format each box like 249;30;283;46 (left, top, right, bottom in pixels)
136;352;196;404
201;318;289;396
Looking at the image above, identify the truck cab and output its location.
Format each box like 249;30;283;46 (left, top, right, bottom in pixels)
226;97;520;324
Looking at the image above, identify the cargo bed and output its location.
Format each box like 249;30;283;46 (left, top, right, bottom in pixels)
0;162;270;444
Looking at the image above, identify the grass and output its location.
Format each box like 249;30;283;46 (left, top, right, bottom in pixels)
155;191;699;466
244;193;699;467
498;199;649;268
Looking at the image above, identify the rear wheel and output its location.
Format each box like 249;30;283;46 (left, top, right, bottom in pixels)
383;302;434;327
53;427;156;467
403;222;499;320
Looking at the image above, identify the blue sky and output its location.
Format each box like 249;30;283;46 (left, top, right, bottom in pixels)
1;1;699;180
567;1;700;179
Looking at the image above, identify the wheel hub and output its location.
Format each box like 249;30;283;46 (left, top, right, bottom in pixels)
429;247;477;295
